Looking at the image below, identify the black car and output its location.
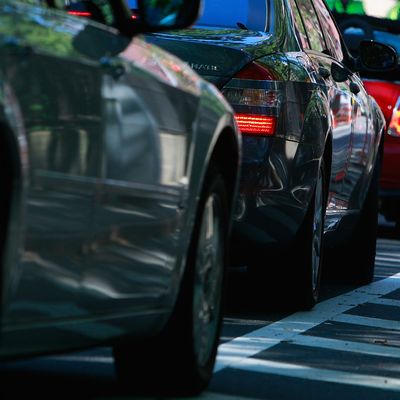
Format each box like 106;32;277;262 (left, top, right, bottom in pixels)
147;0;397;309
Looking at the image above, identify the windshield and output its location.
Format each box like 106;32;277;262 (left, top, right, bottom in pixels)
328;0;400;69
196;0;269;31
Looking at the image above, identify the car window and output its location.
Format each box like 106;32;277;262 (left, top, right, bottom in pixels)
295;0;326;52
195;0;268;31
313;0;344;60
288;0;310;49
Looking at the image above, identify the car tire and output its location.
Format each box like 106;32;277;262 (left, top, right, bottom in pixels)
113;165;228;396
247;160;326;311
324;153;380;285
286;160;326;310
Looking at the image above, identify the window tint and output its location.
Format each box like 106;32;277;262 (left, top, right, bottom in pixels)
288;0;309;49
295;0;325;52
196;0;268;31
313;0;344;60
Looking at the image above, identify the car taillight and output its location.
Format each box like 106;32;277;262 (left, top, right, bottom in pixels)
234;114;276;136
67;11;92;17
222;62;281;136
388;96;400;138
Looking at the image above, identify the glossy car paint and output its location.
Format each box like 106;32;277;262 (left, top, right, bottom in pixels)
363;80;400;188
331;12;400;224
148;0;385;264
0;1;240;358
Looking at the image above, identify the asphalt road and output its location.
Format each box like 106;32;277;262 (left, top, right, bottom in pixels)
0;219;399;399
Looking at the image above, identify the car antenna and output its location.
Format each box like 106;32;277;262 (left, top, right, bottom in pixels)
237;21;248;30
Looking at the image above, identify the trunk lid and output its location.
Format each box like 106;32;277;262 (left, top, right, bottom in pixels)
146;28;276;88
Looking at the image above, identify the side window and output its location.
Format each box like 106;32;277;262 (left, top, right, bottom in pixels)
288;0;310;50
295;0;326;53
313;0;344;61
50;0;117;27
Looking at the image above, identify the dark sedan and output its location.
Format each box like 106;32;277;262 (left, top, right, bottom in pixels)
147;0;396;309
0;0;241;395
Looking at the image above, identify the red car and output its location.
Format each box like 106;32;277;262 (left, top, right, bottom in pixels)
332;12;400;227
363;80;400;227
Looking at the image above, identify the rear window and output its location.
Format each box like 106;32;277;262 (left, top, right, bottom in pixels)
196;0;268;31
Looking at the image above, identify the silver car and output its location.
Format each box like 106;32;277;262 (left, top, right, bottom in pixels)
0;0;241;394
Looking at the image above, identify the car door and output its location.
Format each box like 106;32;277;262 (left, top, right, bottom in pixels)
312;0;373;207
59;2;200;316
292;0;359;214
1;1;103;325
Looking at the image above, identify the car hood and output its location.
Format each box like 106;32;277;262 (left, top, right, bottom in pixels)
146;28;276;88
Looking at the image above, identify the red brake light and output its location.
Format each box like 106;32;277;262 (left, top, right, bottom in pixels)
235;114;276;136
68;11;92;17
222;62;280;136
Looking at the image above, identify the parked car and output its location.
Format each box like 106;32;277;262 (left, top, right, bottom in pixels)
0;0;241;395
147;0;397;309
329;11;400;229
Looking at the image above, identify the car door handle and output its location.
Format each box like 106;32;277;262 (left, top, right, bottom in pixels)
318;66;330;79
100;56;126;79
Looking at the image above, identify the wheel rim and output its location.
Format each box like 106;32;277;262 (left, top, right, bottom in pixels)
193;193;224;367
311;167;324;292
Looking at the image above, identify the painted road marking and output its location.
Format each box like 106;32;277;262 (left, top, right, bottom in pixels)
369;298;400;307
288;335;400;358
227;357;400;391
332;314;400;330
215;271;400;373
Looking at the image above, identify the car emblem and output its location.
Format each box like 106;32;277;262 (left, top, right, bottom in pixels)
189;63;220;72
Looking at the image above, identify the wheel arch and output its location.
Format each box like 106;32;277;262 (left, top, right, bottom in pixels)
207;126;241;227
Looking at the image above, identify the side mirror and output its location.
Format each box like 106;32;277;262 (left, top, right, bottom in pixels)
359;40;398;71
49;1;201;37
134;0;201;32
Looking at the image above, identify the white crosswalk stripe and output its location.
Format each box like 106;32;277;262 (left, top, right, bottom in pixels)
288;335;400;358
229;358;400;391
331;314;400;330
215;270;400;373
368;297;400;307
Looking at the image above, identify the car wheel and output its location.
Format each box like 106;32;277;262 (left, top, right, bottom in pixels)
113;165;228;396
324;153;380;285
287;160;326;310
248;161;326;311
